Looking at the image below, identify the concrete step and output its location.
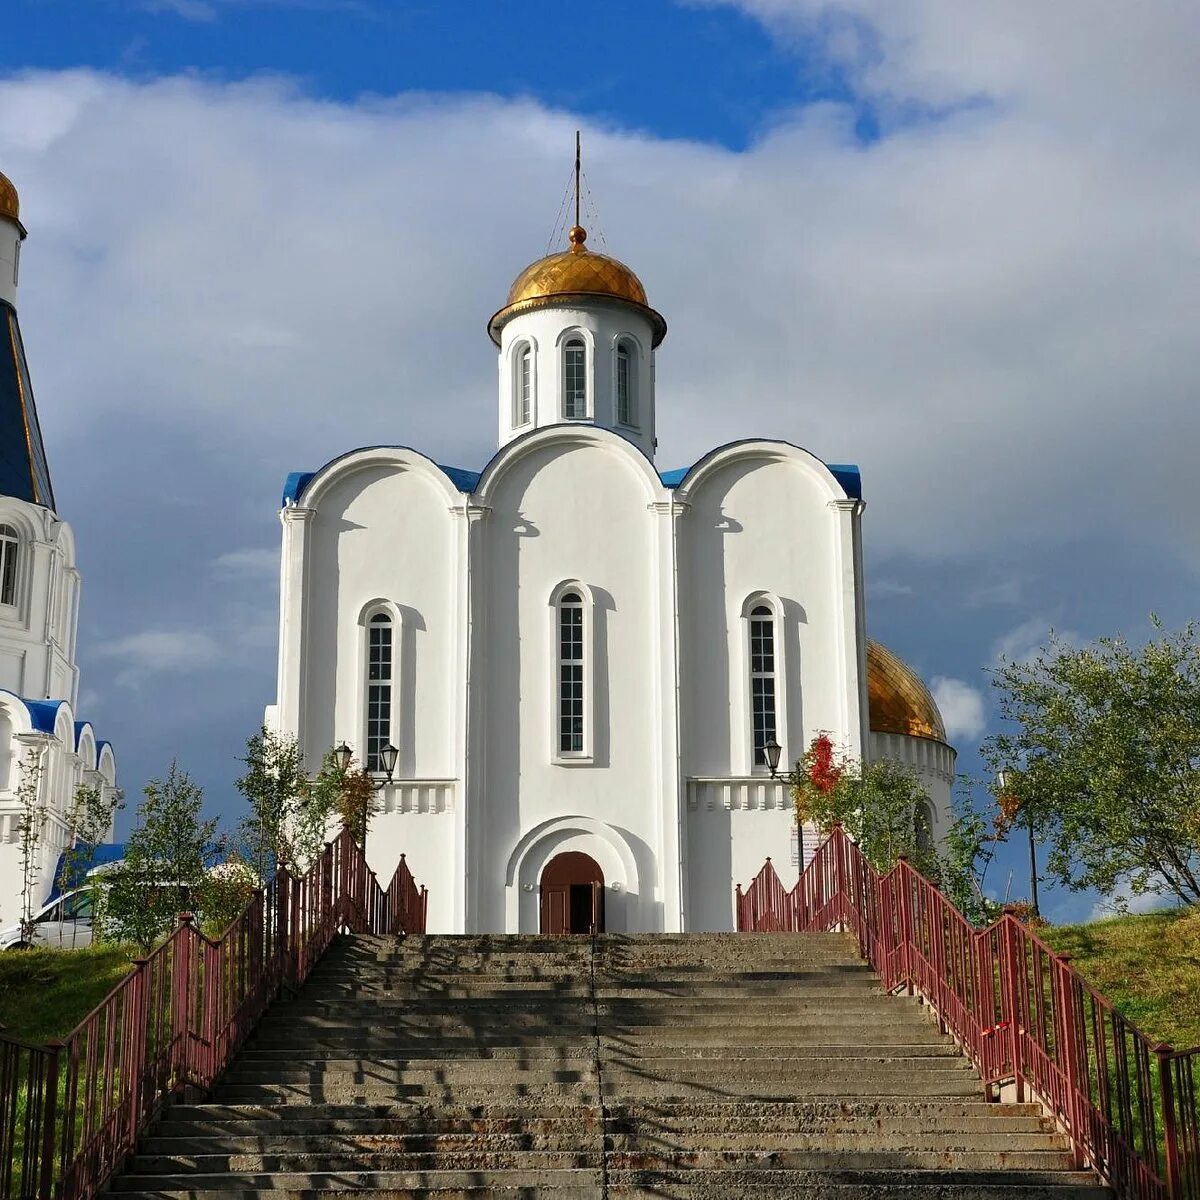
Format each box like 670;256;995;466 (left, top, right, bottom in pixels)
116;932;1109;1200
142;1130;1067;1155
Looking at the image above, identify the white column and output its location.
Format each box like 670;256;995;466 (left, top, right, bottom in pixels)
828;498;868;761
650;497;688;932
452;499;490;935
276;506;315;750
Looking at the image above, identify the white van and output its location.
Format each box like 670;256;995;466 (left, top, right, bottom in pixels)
0;887;97;950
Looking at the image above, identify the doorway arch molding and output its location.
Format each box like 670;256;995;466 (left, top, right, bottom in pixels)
504;815;639;933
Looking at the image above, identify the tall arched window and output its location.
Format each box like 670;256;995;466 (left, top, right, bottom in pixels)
558;591;585;754
616;342;636;427
513;343;532;427
365;611;394;772
563;338;587;419
0;524;18;607
749;604;777;768
915;799;935;854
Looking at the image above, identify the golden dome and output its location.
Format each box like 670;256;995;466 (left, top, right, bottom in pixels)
0;171;19;225
488;224;667;347
867;640;948;743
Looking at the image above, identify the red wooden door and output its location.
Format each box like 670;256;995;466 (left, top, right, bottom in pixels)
540;885;571;935
539;852;604;934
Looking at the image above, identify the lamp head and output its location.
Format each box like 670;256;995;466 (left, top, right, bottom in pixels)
379;743;399;779
764;738;783;775
334;742;353;774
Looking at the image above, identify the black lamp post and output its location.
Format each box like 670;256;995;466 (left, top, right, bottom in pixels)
763;737;804;868
333;741;398;851
998;768;1040;918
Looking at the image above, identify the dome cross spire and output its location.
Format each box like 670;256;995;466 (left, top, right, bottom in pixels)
571;130;586;251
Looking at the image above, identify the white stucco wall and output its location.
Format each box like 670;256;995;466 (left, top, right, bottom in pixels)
496;304;657;459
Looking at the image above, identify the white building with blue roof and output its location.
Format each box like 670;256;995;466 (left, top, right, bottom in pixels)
0;170;119;928
269;203;955;935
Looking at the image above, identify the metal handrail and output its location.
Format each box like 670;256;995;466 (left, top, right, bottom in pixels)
0;827;426;1200
737;825;1199;1200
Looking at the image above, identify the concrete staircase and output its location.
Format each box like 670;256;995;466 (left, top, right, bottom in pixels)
112;932;1109;1197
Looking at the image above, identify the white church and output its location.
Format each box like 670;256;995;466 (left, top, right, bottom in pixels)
0;171;119;927
267;187;956;935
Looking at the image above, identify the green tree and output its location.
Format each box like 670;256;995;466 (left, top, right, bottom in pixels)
97;763;222;951
57;781;125;948
791;734;999;923
982;620;1200;906
15;746;47;946
236;727;304;880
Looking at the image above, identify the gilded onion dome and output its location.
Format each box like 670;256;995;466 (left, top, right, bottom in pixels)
488;224;667;347
866;641;948;744
0;171;19;226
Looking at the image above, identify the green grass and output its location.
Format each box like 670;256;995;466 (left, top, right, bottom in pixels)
0;943;136;1045
1040;906;1200;1051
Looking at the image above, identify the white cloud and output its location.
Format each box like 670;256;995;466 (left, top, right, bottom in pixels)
211;548;279;577
0;59;1194;570
992;618;1082;666
94;630;221;676
930;676;986;742
1089;886;1180;922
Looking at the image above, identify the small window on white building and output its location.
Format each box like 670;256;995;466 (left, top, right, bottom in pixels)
915;799;935;854
563;338;587;419
0;524;18;607
513;343;532;427
749;604;777;768
616;342;636;427
366;612;394;772
558;592;585;754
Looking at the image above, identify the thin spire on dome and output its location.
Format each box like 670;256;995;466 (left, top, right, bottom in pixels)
569;130;587;252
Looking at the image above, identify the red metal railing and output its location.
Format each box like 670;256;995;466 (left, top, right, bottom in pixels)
0;827;426;1200
737;826;1200;1200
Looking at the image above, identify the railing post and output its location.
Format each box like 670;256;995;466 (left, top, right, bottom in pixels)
38;1040;61;1200
1155;1044;1182;1199
896;857;913;995
174;914;195;1086
275;868;291;988
126;957;150;1148
1054;952;1085;1168
1001;909;1024;1103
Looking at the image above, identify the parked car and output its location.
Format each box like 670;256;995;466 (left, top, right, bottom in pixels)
0;886;97;949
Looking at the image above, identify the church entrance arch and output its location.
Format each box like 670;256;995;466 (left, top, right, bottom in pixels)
540;851;605;935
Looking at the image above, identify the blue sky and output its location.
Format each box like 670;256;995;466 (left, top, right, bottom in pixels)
5;0;828;148
2;0;1197;924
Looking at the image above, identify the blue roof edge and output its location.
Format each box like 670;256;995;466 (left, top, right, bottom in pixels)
284;444;861;505
282;459;480;507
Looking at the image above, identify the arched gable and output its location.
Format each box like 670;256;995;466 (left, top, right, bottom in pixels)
0;689;35;737
74;721;97;769
96;741;117;785
475;423;665;507
504;814;640;892
296;446;466;513
674;439;854;506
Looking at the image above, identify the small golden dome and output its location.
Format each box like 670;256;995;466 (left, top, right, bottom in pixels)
0;171;19;225
488;224;667;347
867;640;948;744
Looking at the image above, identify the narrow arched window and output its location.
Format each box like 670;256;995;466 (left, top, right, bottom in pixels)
558;592;585;754
0;525;18;607
366;612;393;772
915;799;935;854
750;604;777;768
563;338;587;419
616;343;636;427
513;343;532;427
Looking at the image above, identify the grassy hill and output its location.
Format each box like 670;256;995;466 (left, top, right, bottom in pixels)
0;944;136;1044
1039;906;1200;1051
